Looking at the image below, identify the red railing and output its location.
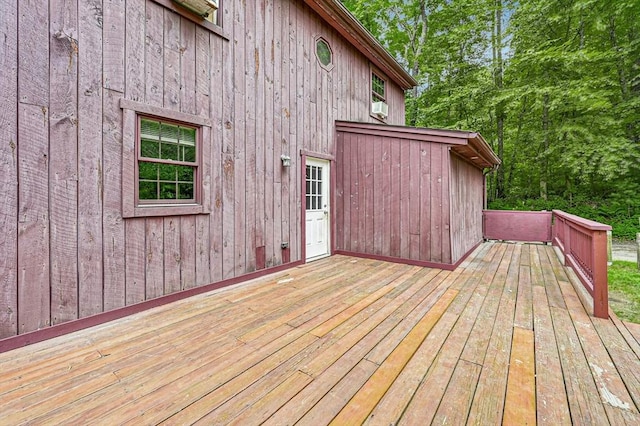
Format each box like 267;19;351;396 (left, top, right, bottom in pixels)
551;210;611;318
482;209;611;319
483;210;552;242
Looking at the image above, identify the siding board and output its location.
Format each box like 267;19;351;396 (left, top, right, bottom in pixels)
163;217;181;293
18;0;49;105
145;1;165;107
264;0;275;267
279;0;290;261
17;104;50;333
179;18;197;115
209;36;223;282
145;217;164;299
255;0;267;262
233;0;247;275
180;216;196;289
77;0;104;318
245;1;257;272
430;145;444;263
163;9;181;111
103;0;126;93
125;0;146;101
102;0;126;312
125;219;146;305
49;0;79;325
0;0;18;338
420;144;432;260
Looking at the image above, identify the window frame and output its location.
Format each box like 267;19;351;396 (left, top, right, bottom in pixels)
152;0;227;39
120;99;212;218
370;68;388;122
137;117;199;205
314;36;334;71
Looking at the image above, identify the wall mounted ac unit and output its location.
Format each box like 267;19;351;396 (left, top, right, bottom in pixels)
173;0;218;18
372;101;389;118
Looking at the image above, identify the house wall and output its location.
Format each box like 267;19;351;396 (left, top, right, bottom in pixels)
334;131;453;266
0;0;407;339
449;154;484;262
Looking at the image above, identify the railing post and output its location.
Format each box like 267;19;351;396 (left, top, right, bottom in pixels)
564;218;571;266
592;230;609;318
637;233;640;270
607;230;612;266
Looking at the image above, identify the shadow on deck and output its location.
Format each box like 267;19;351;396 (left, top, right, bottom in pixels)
1;242;639;425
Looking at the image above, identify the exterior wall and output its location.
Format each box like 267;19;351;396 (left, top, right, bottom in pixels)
0;0;406;339
449;155;484;262
334;131;452;265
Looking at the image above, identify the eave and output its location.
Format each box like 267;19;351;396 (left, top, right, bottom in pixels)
335;121;501;170
304;0;418;90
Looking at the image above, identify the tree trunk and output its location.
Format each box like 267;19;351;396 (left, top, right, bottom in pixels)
541;92;550;200
494;0;505;198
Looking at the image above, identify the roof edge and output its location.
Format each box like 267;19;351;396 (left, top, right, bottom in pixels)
304;0;418;90
336;121;502;169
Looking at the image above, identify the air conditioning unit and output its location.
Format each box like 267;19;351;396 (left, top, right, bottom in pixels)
371;101;389;118
173;0;218;19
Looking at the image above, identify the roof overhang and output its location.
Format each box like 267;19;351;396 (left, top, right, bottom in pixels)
304;0;418;90
335;121;502;169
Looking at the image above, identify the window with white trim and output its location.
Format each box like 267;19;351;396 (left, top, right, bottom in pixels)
138;118;198;203
370;70;388;121
372;72;386;103
315;37;333;71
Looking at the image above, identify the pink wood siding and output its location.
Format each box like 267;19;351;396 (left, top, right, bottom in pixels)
335;131;453;265
483;210;553;243
449;155;485;262
0;0;407;339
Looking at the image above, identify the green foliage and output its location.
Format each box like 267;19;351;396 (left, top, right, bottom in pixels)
344;0;639;230
608;261;640;324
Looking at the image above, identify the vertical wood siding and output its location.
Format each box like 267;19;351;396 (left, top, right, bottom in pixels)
0;1;18;337
0;0;406;339
449;154;484;262
335;132;453;265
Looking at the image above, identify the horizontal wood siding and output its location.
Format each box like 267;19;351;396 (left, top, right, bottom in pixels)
449;155;484;262
335;132;452;265
0;0;408;340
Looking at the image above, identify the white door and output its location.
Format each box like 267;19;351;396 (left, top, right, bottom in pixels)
305;158;330;260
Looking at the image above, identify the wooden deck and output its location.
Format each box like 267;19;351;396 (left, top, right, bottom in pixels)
1;242;640;425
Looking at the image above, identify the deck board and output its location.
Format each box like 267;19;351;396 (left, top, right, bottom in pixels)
1;243;640;425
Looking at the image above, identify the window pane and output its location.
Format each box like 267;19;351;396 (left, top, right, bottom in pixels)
141;139;160;159
183;146;196;162
180;127;196;145
316;39;332;67
161;143;179;160
139;181;157;200
161;122;180;142
372;73;386;101
178;183;194;199
138;161;158;180
306;195;311;210
177;165;194;181
159;182;176;199
140;119;160;140
159;164;177;180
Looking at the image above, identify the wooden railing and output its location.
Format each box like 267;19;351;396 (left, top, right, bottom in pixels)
483;210;552;243
482;209;612;319
551;210;611;318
